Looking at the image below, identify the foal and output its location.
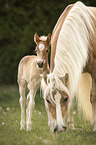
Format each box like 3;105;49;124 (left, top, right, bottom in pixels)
17;33;51;131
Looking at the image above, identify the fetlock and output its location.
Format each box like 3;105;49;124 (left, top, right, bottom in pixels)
20;120;25;130
26;121;32;131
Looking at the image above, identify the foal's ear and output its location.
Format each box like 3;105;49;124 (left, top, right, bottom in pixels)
34;33;40;44
46;33;51;44
60;73;69;87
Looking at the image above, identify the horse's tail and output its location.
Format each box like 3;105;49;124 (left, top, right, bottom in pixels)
76;73;92;122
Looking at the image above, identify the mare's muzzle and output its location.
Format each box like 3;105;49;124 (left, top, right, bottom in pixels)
37;60;44;68
54;125;66;132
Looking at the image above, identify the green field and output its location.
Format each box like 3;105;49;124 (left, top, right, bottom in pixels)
0;85;96;145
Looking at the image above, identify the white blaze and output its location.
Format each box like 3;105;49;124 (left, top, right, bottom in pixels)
39;43;45;51
55;92;65;128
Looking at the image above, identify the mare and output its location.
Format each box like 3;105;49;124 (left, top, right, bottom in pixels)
41;2;96;132
18;33;51;131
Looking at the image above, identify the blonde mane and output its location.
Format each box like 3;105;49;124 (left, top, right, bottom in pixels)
52;1;95;96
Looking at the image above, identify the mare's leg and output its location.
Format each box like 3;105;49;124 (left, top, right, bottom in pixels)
90;79;96;132
26;87;36;131
67;96;75;130
19;80;26;130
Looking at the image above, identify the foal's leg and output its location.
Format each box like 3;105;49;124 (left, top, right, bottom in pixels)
19;85;26;130
26;88;36;131
90;79;96;132
67;96;75;130
26;92;30;124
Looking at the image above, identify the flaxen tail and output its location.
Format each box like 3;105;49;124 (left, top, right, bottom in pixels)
76;73;92;122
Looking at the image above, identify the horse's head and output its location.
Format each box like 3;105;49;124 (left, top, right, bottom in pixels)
34;33;51;68
42;73;70;132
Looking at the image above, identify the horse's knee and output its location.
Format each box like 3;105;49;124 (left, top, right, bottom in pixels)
18;79;27;88
19;96;26;106
29;100;35;110
26;93;30;106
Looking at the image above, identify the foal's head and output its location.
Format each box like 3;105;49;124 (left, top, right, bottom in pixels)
42;73;70;132
34;33;51;68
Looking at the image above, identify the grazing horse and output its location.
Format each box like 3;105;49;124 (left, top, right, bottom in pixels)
41;1;96;132
18;33;51;131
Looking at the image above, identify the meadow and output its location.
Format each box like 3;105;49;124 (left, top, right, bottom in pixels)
0;85;96;145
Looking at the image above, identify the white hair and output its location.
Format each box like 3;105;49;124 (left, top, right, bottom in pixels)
42;73;70;103
43;1;95;100
53;1;95;96
39;36;47;41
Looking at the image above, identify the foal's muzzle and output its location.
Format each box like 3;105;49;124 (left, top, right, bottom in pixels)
37;60;44;68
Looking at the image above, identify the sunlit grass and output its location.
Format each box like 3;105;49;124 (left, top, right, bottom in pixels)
0;85;96;145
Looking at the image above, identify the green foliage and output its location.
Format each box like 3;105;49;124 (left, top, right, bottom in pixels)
0;0;95;84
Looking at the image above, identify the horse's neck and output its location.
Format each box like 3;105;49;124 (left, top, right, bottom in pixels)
43;60;50;73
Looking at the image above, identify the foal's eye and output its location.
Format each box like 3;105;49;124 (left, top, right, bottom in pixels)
46;50;49;52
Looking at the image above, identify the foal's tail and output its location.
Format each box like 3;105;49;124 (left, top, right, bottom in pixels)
76;73;92;122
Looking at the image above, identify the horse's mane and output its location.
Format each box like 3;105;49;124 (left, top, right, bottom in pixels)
52;1;95;95
41;72;70;103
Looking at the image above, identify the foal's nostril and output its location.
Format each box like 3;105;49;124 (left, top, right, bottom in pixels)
41;61;43;66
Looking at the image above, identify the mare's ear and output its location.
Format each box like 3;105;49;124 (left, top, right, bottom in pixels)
46;33;51;45
65;73;69;85
59;73;69;87
34;33;40;44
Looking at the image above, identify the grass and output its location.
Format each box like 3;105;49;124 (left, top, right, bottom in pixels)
0;85;96;145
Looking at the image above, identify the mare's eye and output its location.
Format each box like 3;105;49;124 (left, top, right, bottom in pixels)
46;50;49;52
46;99;51;104
64;97;68;102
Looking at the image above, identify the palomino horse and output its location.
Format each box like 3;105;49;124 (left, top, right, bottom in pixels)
41;1;96;132
18;33;51;131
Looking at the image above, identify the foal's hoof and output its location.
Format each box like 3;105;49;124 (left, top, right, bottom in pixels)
26;123;32;131
20;125;25;130
26;127;31;131
20;121;25;130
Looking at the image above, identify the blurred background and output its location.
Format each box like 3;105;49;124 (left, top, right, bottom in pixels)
0;0;95;85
